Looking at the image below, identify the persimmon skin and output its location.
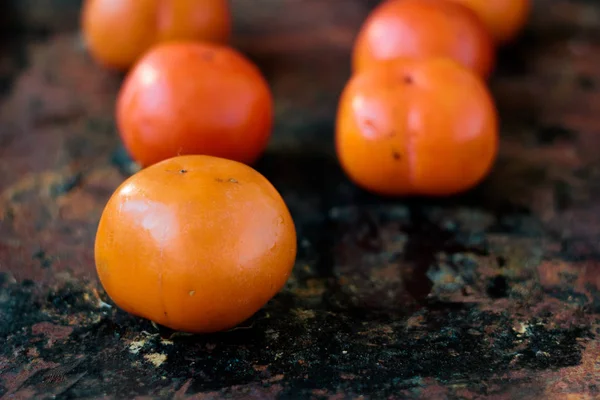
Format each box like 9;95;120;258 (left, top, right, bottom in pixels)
352;0;495;78
81;0;231;70
116;41;273;168
336;58;498;197
449;0;531;45
94;155;297;333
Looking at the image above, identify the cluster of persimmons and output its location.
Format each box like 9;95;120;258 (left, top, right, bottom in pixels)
83;0;530;333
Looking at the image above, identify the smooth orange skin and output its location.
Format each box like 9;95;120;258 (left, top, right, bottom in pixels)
449;0;531;45
352;0;495;78
336;57;499;197
116;41;273;168
81;0;231;70
94;155;297;333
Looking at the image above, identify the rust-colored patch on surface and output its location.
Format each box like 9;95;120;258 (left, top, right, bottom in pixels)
30;322;73;348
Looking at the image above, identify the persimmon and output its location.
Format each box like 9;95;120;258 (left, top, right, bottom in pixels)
81;0;231;70
448;0;531;45
116;41;273;168
94;155;297;333
352;0;495;78
336;57;498;197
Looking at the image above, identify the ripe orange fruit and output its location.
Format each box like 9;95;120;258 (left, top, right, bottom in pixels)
81;0;231;70
336;57;498;196
116;41;273;168
95;155;297;333
448;0;531;45
352;0;495;78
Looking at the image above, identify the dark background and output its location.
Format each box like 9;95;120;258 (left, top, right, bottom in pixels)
1;0;600;398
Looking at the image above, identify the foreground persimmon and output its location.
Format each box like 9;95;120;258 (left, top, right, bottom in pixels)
95;155;297;333
336;58;498;196
81;0;231;70
352;0;495;78
116;41;273;168
449;0;531;45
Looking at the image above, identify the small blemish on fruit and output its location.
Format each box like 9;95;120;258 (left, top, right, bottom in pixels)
403;75;413;84
189;290;195;296
392;151;401;160
228;178;238;183
361;118;379;138
179;169;187;174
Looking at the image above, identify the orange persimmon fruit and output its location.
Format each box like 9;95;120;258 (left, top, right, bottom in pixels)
448;0;531;45
336;57;498;197
116;41;273;168
352;0;495;78
94;155;297;333
81;0;231;70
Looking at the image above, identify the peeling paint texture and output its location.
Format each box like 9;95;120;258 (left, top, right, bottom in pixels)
2;0;600;398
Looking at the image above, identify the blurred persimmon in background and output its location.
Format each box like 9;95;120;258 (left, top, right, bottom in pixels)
81;0;231;70
116;41;273;168
448;0;531;45
352;0;495;78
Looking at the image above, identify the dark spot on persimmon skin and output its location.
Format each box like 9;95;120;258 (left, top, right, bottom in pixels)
402;74;414;85
215;178;239;183
360;118;380;138
179;169;188;174
363;119;376;129
392;151;401;160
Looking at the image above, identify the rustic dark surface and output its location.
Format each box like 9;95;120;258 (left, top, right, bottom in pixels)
2;0;600;398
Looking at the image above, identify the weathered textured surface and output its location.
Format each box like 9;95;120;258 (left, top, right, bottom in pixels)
2;0;600;398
